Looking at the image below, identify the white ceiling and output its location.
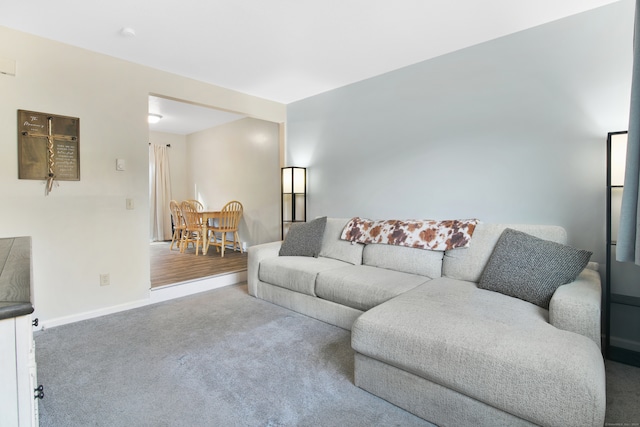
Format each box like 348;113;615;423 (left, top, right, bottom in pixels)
148;96;246;135
0;0;622;134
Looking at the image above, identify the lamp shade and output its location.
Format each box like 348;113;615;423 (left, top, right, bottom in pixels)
282;167;306;194
611;133;627;186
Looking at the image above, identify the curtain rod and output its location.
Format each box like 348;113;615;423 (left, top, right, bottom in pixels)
149;143;171;147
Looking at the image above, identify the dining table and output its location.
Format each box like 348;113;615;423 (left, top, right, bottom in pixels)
199;211;221;255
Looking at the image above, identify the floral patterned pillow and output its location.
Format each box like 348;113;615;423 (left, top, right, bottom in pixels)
340;217;479;251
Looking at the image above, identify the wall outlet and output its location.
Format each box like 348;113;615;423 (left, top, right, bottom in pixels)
100;273;110;286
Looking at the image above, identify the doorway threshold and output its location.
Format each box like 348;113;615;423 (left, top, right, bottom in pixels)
150;270;247;304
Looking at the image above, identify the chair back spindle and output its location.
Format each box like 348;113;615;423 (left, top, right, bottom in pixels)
208;201;243;257
180;200;204;255
169;200;186;250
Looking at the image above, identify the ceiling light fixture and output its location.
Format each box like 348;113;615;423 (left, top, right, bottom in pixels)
120;27;136;37
148;113;163;124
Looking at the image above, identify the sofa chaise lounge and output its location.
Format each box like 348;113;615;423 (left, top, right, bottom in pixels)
247;217;605;427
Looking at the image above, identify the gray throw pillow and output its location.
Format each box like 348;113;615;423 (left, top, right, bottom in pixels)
478;228;592;309
279;217;327;257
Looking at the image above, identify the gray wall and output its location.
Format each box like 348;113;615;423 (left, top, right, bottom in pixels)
286;0;634;263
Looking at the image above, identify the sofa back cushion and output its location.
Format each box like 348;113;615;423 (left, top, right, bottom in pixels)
363;244;443;278
319;218;364;265
442;223;567;282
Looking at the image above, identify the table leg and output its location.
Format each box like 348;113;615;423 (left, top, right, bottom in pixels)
202;222;209;255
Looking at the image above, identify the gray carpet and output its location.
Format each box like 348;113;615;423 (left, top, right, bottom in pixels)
34;284;432;427
34;283;640;427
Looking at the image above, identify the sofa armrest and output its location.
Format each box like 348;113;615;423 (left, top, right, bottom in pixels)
549;267;602;350
247;241;282;297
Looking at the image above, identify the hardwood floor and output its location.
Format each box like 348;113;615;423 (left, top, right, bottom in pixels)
150;241;247;288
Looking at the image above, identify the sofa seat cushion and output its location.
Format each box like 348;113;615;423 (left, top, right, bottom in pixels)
351;277;606;427
316;265;430;311
259;256;351;296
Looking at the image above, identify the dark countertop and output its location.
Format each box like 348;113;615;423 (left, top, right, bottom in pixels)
0;237;34;320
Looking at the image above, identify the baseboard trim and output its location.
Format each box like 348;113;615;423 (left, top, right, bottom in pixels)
40;298;150;330
608;345;640;367
610;336;640;353
39;271;247;330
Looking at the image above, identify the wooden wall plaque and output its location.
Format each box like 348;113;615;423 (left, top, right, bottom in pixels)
18;110;80;181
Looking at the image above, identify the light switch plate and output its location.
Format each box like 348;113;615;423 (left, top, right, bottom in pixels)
116;158;125;171
100;273;110;286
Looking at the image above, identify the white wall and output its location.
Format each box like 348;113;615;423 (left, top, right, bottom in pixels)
0;26;285;326
186;118;281;246
286;1;633;265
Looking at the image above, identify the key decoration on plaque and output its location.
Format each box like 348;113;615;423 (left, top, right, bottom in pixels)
18;110;80;195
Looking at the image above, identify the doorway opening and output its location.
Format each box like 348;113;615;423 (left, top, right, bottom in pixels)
148;94;281;288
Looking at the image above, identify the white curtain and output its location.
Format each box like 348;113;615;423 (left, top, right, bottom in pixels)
149;144;173;241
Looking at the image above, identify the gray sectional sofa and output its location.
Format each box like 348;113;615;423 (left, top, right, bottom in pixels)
247;218;605;427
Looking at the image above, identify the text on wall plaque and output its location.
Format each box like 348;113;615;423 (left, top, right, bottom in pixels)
18;110;80;192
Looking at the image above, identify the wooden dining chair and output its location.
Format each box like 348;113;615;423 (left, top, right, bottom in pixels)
207;201;243;257
180;200;204;255
169;200;186;251
186;199;204;212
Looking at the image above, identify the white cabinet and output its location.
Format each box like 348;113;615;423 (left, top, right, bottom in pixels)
0;236;38;427
0;314;39;427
